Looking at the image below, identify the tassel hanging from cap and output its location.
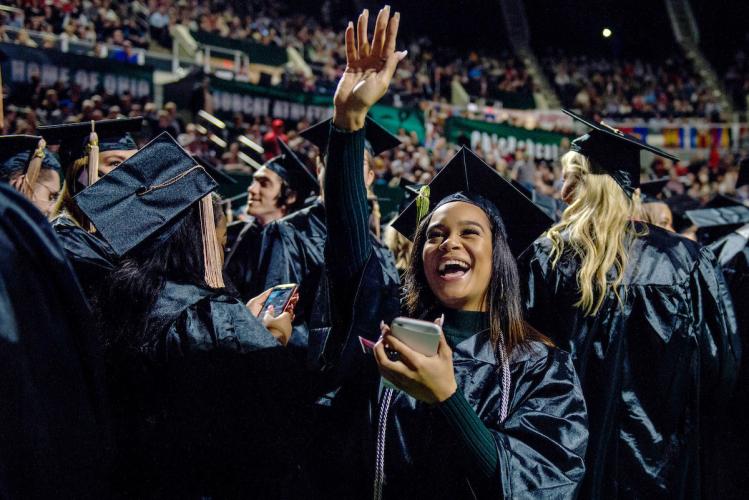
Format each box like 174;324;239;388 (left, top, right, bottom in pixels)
199;194;225;289
415;185;431;226
87;121;99;187
19;138;46;200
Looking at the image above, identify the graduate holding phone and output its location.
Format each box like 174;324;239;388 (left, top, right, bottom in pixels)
310;7;588;499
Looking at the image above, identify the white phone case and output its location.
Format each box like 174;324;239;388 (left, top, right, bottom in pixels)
390;317;441;357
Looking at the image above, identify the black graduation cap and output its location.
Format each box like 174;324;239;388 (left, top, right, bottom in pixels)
0;135;61;178
639;178;670;202
686;205;749;245
563;109;679;197
38;117;142;169
510;179;565;222
300;116;401;156
704;193;746;209
391;147;554;257
665;194;701;233
74;132;218;257
194;156;237;186
737;157;749;190
264;139;319;198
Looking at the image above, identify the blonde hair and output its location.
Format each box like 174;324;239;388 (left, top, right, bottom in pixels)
51;156;89;228
547;151;644;315
383;224;413;273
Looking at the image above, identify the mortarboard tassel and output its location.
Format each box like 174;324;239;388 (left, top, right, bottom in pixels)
199;194;225;288
415;185;431;226
20;138;46;200
224;199;233;225
87;122;99;187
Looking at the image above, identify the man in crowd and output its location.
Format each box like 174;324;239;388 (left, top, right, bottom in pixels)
224;139;318;301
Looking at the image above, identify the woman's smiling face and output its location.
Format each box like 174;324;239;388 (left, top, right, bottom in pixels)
422;201;493;311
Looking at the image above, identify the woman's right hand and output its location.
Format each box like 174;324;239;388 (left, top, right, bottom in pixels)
263;306;293;346
332;6;407;131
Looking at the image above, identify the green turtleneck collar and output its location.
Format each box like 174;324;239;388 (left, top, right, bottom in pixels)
438;307;489;348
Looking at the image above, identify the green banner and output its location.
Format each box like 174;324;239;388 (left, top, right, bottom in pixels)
210;76;425;142
0;42;154;98
444;116;570;161
369;104;425;143
210;76;332;122
192;31;287;67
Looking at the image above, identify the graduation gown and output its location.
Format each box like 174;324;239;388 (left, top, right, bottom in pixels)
310;126;588;499
520;223;741;499
51;212;118;297
706;232;749;498
382;334;587;499
257;198;399;351
223;219;265;302
106;280;308;499
0;184;108;499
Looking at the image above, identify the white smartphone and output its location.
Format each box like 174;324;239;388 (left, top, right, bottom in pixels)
390;317;441;357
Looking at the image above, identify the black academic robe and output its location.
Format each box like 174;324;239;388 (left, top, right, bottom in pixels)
0;183;108;499
257;198;399;351
106;281;309;499
51;212;118;297
223;219;265;302
520;223;740;499
308;250;588;499
311;127;588;499
706;233;749;499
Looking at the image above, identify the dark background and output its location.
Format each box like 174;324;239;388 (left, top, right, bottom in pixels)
273;0;748;67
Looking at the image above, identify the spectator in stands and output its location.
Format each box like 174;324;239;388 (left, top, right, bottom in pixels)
262;119;287;160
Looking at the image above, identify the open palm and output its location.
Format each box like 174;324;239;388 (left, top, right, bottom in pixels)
333;6;407;130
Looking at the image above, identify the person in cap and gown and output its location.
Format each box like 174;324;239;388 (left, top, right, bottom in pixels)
686;201;749;499
256;115;401;356
38;118;142;297
224;139;319;302
636;178;675;232
0;181;108;499
306;8;588;499
519;110;740;499
0;134;61;217
75;133;308;498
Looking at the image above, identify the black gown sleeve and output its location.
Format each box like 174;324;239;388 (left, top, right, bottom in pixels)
691;246;741;406
323;125;371;283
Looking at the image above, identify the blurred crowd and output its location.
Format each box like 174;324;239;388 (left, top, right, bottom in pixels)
541;49;725;121
3;71;746;213
4;1;740;121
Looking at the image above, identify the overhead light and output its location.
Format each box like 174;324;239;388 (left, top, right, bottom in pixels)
209;134;227;148
239;151;263;170
602;28;612;38
195;124;208;135
198;110;226;129
238;135;264;154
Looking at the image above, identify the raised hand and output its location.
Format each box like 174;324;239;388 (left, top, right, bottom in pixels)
333;6;407;131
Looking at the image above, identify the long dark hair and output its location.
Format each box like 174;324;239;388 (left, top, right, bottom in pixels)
403;206;549;358
94;194;225;350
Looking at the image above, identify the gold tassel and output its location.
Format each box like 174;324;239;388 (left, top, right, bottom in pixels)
199;194;225;288
19;138;46;199
87;122;99;187
415;185;431;226
224;200;233;225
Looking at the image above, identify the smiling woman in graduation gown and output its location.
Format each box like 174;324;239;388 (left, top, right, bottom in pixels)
75;133;307;498
306;9;588;499
519;111;740;499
